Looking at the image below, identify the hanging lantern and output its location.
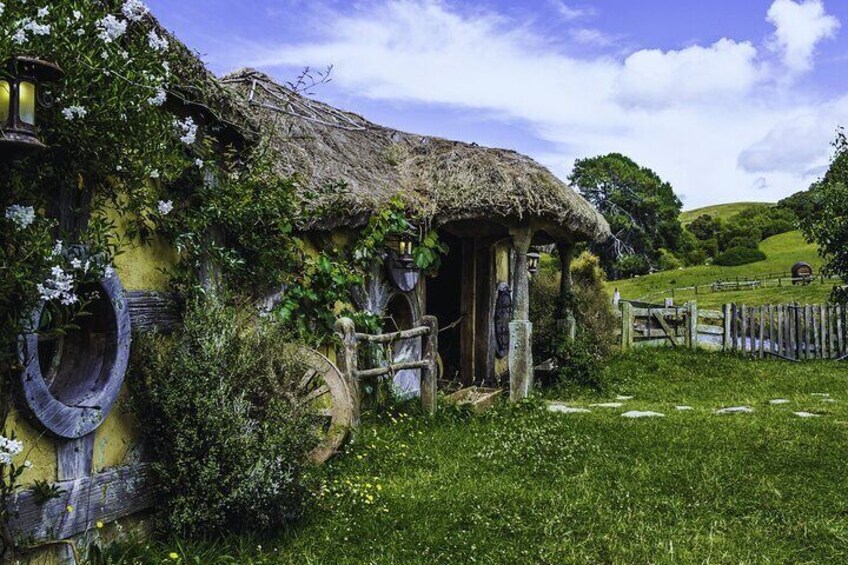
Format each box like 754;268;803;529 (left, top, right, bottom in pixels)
386;225;421;292
527;250;541;276
387;226;418;269
1;56;63;152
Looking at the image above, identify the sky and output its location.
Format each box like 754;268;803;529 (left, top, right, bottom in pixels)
146;0;848;209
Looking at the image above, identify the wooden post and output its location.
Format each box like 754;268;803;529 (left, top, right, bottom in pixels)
334;318;361;429
621;301;634;351
509;225;534;401
722;304;731;351
419;316;438;416
556;242;576;340
741;305;748;354
758;307;765;358
687;301;698;350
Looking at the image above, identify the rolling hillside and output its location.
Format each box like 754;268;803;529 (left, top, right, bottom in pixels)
610;231;833;308
679;202;775;225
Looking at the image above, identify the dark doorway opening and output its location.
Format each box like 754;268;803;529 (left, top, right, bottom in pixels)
426;232;463;382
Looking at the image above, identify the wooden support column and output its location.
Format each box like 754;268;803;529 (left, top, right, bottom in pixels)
334;318;360;429
556;242;576;340
419;316;439;416
509;226;533;401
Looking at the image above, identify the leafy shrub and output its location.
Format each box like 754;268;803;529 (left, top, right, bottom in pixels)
726;236;759;250
130;297;317;537
530;252;617;391
713;246;767;266
657;248;683;271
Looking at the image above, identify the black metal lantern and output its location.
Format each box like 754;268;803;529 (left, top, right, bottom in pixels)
1;56;63;151
388;227;418;269
527;250;541;276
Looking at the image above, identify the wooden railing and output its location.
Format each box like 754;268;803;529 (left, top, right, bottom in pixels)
334;316;439;426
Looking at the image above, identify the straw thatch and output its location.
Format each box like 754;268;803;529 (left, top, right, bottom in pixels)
222;69;610;243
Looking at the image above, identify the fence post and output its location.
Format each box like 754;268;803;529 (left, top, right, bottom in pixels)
621;301;634;351
419;315;438;416
334;317;361;429
722;304;731;351
686;301;698;350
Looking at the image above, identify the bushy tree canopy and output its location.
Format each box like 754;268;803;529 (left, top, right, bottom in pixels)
569;153;684;278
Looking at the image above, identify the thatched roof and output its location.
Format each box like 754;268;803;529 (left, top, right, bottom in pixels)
221;69;610;243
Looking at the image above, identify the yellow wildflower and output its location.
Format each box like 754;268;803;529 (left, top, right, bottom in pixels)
169;552;179;560
66;505;73;513
96;520;104;529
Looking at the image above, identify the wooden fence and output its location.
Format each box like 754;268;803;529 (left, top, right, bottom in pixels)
618;301;848;360
335;316;439;426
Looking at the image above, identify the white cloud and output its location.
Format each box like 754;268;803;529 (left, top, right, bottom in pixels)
615;39;761;109
767;0;840;74
245;0;844;207
551;1;594;21
569;28;616;47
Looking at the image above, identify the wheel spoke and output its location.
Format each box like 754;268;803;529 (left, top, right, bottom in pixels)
303;384;330;404
298;368;319;390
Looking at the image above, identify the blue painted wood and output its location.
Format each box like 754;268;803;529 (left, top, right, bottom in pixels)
16;273;131;439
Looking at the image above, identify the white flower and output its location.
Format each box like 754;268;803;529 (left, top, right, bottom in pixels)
0;436;23;456
37;6;48;17
24;20;50;36
174;117;198;145
147;30;168;52
5;205;35;229
51;240;63;257
72;10;82;21
0;452;10;466
149;169;160;179
157;200;173;215
24;460;32;469
37;265;77;305
97;14;127;43
70;258;82;270
194;158;204;169
0;3;6;17
12;28;27;44
104;265;115;279
121;0;149;22
162;61;171;77
147;87;167;107
61;105;87;120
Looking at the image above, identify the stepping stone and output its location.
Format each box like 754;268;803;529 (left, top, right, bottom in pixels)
769;399;790;405
621;411;665;418
715;406;754;414
821;398;837;403
590;402;624;408
616;395;634;401
793;411;820;418
547;404;591;414
675;406;694;411
811;393;831;397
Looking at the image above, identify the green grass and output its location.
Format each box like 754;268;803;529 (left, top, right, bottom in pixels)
680;202;774;225
611;231;832;308
105;350;848;564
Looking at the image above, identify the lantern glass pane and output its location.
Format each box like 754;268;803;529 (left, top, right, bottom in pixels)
19;81;36;125
0;81;9;124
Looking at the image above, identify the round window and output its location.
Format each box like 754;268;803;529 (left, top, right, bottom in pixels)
17;273;131;439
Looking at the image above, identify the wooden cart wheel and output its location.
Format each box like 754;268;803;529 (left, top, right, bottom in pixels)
296;347;354;464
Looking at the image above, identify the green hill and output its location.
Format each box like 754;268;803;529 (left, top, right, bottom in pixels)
680;202;775;225
610;231;833;308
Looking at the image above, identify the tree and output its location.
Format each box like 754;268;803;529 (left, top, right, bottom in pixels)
569;153;684;278
687;214;722;242
801;128;848;291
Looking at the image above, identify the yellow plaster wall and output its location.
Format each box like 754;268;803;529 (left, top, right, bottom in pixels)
4;207;175;489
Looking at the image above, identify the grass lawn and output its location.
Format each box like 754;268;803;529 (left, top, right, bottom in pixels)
610;231;833;308
108;350;848;564
679;202;774;225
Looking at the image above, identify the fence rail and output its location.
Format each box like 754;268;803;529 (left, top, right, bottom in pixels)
634;274;840;303
617;300;848;360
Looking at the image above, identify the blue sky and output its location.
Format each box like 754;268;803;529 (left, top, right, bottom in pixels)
147;0;848;209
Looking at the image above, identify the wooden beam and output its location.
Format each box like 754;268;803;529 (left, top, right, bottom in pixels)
126;291;182;333
8;464;154;544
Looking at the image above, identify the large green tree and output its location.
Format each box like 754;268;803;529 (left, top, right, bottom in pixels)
800;129;848;295
569;153;684;278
